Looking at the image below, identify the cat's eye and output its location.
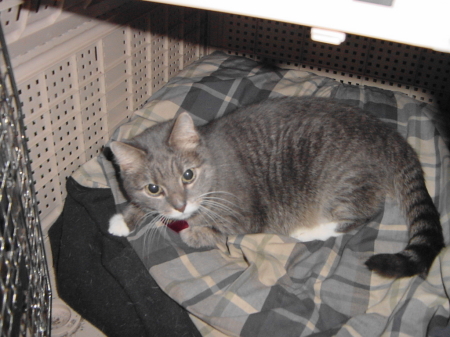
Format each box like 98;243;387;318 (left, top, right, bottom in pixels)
146;184;161;196
182;169;195;184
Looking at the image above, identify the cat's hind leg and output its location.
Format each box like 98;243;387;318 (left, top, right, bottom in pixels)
289;216;374;242
321;173;385;238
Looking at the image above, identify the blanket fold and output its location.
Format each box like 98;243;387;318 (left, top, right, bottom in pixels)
49;177;201;337
58;52;450;336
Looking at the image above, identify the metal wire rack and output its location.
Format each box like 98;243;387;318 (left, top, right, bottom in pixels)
0;20;51;337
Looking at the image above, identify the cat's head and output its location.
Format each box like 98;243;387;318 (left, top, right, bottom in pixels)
110;112;214;221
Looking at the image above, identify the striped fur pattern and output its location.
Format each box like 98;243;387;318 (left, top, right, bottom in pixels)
110;97;444;278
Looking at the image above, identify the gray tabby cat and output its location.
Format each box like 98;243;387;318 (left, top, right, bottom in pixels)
108;96;444;278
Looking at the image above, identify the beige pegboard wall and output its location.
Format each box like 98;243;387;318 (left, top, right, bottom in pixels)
3;1;448;232
1;0;206;230
207;12;450;109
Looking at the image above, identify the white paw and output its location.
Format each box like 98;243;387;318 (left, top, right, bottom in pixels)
108;214;130;236
290;222;342;242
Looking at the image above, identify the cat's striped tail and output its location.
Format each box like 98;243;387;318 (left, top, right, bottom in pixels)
365;136;444;278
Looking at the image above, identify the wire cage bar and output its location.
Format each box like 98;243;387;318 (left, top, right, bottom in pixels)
0;21;51;337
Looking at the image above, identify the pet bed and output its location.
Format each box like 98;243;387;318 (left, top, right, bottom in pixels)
50;51;450;337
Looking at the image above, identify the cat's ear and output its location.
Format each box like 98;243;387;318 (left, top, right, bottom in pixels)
110;141;145;172
168;112;199;150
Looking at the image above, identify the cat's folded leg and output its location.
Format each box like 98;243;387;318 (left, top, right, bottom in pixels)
179;226;226;248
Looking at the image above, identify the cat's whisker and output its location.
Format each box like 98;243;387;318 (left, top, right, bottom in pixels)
197;191;244;215
201;195;242;209
139;214;163;253
142;214;167;255
200;190;241;201
136;210;159;228
201;198;242;212
196;207;225;230
198;204;236;229
201;199;242;219
141;215;158;239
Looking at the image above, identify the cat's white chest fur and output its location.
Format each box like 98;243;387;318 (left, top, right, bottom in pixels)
289;222;342;242
108;214;130;236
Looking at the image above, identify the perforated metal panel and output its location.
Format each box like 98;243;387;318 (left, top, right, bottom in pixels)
208;12;450;109
2;1;206;229
0;22;51;336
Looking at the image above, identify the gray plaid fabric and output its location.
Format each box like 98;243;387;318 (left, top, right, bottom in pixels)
72;52;450;337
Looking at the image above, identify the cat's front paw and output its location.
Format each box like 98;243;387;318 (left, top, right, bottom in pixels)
108;213;131;236
179;226;224;248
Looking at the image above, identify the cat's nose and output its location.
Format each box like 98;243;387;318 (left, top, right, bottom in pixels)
174;203;186;213
169;194;186;213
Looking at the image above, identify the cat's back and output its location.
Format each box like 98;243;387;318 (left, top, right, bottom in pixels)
200;96;395;151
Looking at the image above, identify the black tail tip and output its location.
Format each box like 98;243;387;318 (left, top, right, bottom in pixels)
365;253;428;278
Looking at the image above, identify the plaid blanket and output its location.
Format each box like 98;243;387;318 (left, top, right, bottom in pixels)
73;52;450;337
